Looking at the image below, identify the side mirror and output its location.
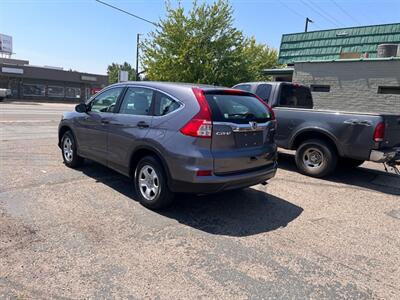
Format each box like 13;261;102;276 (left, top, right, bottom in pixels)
75;103;88;113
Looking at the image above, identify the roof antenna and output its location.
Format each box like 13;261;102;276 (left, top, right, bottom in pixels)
305;17;313;32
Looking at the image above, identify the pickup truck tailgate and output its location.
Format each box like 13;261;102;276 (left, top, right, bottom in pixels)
383;115;400;148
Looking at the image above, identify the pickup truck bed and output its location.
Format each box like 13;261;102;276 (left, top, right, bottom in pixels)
233;81;400;177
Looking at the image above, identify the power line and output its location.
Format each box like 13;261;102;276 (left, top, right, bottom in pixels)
95;0;158;27
95;0;158;80
299;0;342;28
279;1;306;20
330;0;361;26
279;0;321;30
308;0;346;27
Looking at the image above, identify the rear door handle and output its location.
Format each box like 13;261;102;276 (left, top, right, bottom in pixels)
358;120;372;126
101;119;110;125
109;122;123;126
137;121;149;128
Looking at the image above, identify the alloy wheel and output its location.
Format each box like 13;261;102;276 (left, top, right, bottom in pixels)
63;137;73;162
138;165;160;201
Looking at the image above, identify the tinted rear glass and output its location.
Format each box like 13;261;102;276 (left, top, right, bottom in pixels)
205;93;272;124
279;84;313;108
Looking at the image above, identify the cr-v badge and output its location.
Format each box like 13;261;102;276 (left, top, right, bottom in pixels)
216;131;232;136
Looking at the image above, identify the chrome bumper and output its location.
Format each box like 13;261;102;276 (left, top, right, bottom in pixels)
370;148;400;163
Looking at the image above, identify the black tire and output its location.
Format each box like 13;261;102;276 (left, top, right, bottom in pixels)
295;139;337;178
134;156;174;210
338;158;365;169
61;131;83;168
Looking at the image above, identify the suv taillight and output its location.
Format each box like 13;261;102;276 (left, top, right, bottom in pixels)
253;94;275;120
373;122;385;142
180;88;212;138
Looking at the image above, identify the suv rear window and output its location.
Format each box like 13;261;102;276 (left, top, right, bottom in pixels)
279;84;313;108
205;93;272;124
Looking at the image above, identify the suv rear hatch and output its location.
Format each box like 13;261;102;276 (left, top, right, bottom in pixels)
205;90;276;175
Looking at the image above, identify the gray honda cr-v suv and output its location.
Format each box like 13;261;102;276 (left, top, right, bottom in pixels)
58;82;277;209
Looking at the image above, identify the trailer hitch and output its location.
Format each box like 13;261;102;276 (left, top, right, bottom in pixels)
384;157;400;176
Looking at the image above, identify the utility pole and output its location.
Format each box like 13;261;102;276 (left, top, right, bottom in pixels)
136;33;142;81
305;17;313;32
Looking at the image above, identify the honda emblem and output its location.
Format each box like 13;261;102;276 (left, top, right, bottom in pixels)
249;121;258;130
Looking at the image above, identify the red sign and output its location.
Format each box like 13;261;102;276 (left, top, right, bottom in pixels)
90;87;102;95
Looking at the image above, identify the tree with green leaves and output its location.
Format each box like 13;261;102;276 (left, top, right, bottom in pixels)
107;62;136;84
141;0;278;86
241;37;279;82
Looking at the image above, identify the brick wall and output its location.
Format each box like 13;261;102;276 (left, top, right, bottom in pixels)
293;60;400;114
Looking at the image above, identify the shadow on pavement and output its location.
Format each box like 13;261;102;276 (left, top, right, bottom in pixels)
278;152;400;196
78;160;303;237
162;190;303;236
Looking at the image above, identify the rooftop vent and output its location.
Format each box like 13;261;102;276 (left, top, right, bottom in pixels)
377;44;398;58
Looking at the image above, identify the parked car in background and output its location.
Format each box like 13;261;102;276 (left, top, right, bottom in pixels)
233;81;400;177
0;88;11;101
58;82;278;209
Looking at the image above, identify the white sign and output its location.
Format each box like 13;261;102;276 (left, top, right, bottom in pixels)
1;67;23;74
0;34;13;54
118;70;129;82
81;75;97;82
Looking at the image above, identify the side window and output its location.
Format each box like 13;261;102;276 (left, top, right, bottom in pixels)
255;84;272;101
155;92;181;116
90;87;123;113
119;87;154;116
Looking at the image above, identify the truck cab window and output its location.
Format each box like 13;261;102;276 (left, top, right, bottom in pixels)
255;84;272;101
279;84;313;109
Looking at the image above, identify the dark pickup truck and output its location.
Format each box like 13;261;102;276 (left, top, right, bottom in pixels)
233;81;400;177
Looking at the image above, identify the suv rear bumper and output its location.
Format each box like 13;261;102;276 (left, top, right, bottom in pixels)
369;148;400;163
169;162;277;194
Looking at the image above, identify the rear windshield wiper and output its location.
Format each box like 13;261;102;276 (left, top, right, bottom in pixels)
227;113;256;119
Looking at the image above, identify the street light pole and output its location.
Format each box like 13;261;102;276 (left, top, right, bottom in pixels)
136;33;141;81
305;17;313;32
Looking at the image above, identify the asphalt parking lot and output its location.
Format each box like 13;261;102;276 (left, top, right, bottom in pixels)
1;101;399;299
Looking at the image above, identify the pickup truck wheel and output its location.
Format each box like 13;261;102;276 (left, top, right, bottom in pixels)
134;156;174;210
338;158;365;169
61;131;84;168
295;139;337;178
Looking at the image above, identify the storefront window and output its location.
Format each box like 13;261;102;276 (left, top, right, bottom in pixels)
48;86;65;97
23;84;46;96
65;87;81;99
